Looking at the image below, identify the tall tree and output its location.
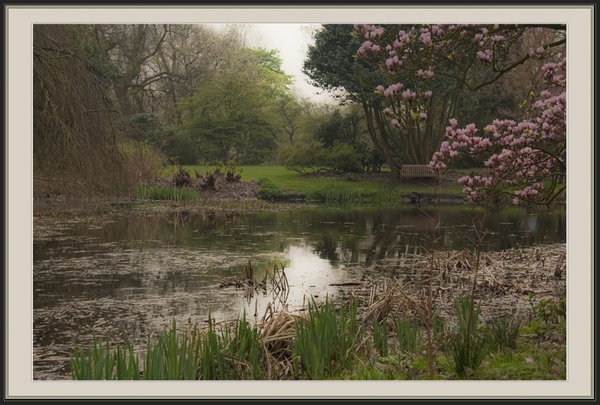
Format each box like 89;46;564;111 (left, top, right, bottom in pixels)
354;23;565;169
304;24;565;174
178;48;291;165
276;94;303;145
147;24;226;125
303;24;406;176
92;24;233;124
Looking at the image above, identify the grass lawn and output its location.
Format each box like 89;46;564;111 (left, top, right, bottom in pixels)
160;164;464;201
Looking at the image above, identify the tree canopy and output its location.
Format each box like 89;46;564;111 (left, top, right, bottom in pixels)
303;23;566;177
177;48;291;165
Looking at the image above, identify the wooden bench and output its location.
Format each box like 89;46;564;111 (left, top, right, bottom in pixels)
400;164;437;178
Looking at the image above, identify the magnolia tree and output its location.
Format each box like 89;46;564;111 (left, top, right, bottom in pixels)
354;24;566;206
431;58;566;206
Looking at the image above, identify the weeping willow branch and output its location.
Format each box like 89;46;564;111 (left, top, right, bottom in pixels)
33;24;163;197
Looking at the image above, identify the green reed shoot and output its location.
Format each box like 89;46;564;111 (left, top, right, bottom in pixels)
444;294;491;379
371;317;389;357
133;185;197;202
225;311;263;380
292;296;361;379
489;315;522;351
71;331;141;380
393;318;422;354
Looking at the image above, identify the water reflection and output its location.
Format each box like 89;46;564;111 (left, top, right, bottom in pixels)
33;204;565;379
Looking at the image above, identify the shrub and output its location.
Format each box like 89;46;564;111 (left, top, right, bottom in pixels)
160;134;200;165
119;141;166;186
327;142;363;173
280;140;328;174
257;178;284;201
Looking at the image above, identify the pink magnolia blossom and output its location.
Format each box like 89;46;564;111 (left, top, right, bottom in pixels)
355;24;565;206
402;90;416;101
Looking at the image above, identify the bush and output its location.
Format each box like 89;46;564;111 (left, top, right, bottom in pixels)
257;178;284;201
327;142;363;173
160;134;201;165
119;141;166;186
126;113;174;143
280;140;363;175
279;141;328;174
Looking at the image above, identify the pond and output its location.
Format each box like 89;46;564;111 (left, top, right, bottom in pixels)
33;203;566;380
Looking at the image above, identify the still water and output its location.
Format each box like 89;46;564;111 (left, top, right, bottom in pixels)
33;204;565;379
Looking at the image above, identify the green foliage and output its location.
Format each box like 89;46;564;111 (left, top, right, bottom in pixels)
393;318;422;354
359;140;386;172
70;330;141;380
477;340;566;380
69;292;565;381
132;185;197;202
443;295;491;379
225;311;263;379
126;113;174;143
70;332;123;380
303;24;389;103
527;291;566;325
280;140;329;174
257;178;284;201
177;47;288;165
118;140;167;185
143;319;201;380
305;185;358;204
301;24;402;174
280;140;363;175
250;47;294;92
328;142;364;173
197;315;227;380
315;109;362;148
371;318;389;357
292;296;361;379
351;363;393;380
71;316;267;380
521;291;566;348
158;164;441;204
489;315;523;351
160;134;201;166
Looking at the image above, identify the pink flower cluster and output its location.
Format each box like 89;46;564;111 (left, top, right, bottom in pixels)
354;24;566;206
416;69;435;79
355;24;523;77
355;24;385;58
430;59;566;205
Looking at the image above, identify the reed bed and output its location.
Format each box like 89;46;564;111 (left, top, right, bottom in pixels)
305;186;360;204
132;185;197;202
70;243;566;380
